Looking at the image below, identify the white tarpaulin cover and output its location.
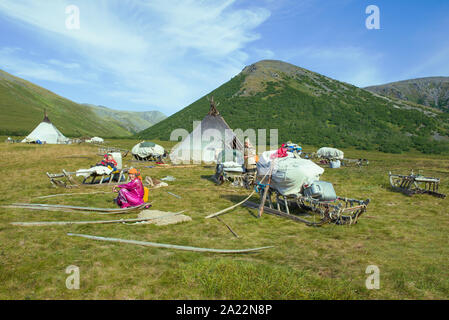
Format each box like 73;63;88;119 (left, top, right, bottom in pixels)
257;150;324;196
88;137;104;143
22;121;69;144
317;147;344;160
221;161;244;172
132;141;165;159
76;166;113;178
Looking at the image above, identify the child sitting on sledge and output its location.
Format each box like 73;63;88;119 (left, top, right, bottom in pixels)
95;153;117;170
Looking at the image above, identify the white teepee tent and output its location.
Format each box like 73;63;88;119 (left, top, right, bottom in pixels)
169;97;244;164
22;110;70;144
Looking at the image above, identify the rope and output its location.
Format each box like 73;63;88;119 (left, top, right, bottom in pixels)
205;157;276;219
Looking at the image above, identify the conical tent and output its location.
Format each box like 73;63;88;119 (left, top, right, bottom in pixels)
22;110;70;144
170;97;244;164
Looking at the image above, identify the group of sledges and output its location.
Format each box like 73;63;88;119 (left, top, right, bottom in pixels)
97;141;167;162
214;143;370;227
214;142;446;227
48;141;168;188
47;141;168;188
214;142;368;190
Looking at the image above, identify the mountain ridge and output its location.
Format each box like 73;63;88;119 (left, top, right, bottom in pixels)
82;104;166;134
365;77;449;112
137;60;449;154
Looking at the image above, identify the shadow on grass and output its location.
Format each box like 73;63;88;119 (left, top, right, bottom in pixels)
220;193;319;219
218;194;258;218
200;174;218;184
380;182;419;198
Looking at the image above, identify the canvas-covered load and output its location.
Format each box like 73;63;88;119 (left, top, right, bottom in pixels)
132;141;165;159
317;147;344;160
89;137;104;143
257;150;324;196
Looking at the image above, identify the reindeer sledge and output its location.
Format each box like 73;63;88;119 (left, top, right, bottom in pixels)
389;171;446;198
243;151;370;226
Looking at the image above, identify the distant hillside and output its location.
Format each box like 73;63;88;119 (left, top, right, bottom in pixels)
365;77;449;112
0;69;165;137
83;104;166;133
0;69;131;137
138;60;449;154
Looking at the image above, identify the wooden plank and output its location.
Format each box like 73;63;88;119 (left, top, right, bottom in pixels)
167;192;181;199
11;213;181;227
205;190;255;219
33;191;113;200
67;233;274;254
216;217;239;238
258;173;272;218
5;203;151;214
11;202;144;212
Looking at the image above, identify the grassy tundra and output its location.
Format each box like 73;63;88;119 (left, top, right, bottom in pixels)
0;139;448;299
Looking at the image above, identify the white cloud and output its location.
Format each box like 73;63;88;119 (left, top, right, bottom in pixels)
0;0;271;113
0;47;86;84
47;59;80;70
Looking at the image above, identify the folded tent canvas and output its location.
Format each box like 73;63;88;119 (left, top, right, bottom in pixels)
132;141;165;160
317;147;344;160
22;110;70;144
90;137;104;143
169;97;244;164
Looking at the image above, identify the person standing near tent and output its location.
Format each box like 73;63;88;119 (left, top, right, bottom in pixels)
113;168;145;208
244;138;257;172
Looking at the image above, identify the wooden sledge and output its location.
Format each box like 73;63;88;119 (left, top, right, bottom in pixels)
97;146;130;158
389;171;446;198
252;182;370;226
47;168;129;188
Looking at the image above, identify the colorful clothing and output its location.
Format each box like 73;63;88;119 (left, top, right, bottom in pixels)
270;144;288;159
115;178;144;208
96;154;118;169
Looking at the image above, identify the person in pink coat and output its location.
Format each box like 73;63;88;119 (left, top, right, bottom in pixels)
113;168;145;208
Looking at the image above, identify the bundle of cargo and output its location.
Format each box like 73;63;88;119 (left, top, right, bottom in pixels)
245;150;370;226
132;141;166;161
315;147;369;168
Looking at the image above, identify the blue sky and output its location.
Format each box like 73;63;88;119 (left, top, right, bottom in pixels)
0;0;448;115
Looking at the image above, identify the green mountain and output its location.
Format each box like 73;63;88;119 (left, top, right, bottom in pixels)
137;60;449;154
83;104;166;134
365;77;449;112
0;69;164;137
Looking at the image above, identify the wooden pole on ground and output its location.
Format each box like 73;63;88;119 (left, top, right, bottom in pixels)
67;233;274;254
216;216;239;238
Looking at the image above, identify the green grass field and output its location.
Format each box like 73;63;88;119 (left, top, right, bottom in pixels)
0;139;448;299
